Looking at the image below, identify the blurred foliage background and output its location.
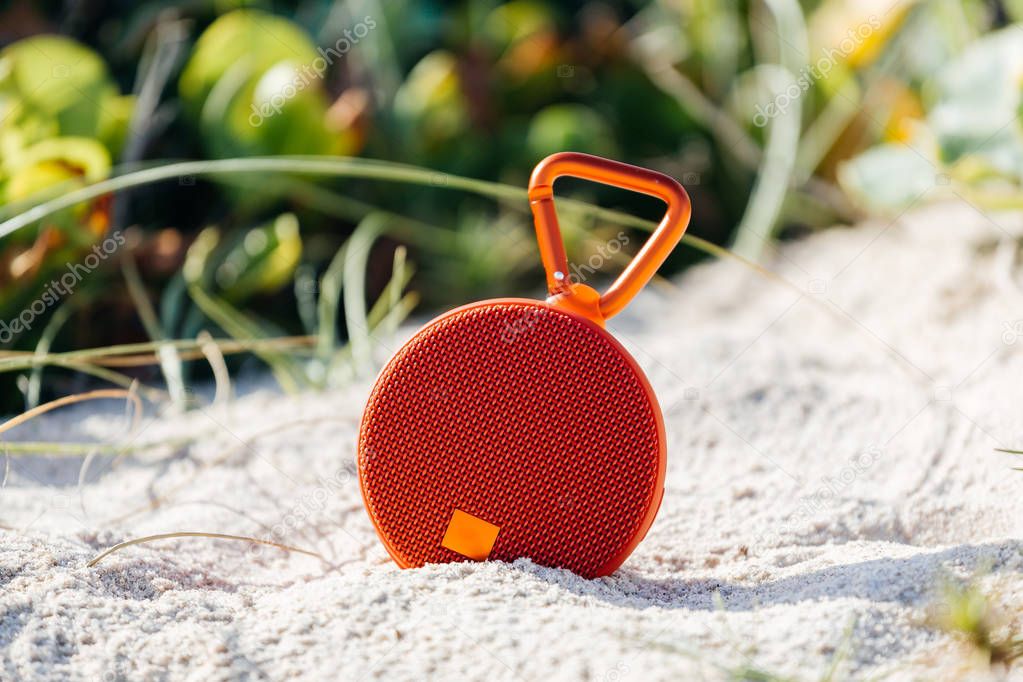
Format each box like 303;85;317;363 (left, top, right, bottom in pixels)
0;0;1021;407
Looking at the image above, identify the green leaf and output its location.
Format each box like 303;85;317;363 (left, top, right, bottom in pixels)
394;51;468;144
184;11;335;158
927;24;1023;175
0;36;112;137
838;144;938;211
249;62;336;155
2;137;111;241
526;104;618;160
179;9;320;118
96;94;135;158
482;1;555;55
4;136;111;184
217;213;303;301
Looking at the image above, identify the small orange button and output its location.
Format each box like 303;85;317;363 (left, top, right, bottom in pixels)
441;509;500;561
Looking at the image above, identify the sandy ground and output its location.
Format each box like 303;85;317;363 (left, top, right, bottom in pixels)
2;201;1023;681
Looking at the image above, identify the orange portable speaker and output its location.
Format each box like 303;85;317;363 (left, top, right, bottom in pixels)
358;152;691;579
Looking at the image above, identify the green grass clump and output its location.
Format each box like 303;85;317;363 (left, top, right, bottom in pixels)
929;577;1023;671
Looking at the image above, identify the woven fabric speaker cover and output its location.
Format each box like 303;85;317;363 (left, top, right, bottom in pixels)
358;299;666;578
357;152;690;578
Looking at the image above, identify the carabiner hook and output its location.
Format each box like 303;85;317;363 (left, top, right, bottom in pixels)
528;152;692;324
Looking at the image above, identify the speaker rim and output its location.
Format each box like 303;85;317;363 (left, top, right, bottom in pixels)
357;297;667;577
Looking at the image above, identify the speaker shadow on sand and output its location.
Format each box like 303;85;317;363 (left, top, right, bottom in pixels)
515;540;1023;613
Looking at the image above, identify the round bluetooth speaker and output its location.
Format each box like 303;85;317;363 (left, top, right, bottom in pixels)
358;152;691;578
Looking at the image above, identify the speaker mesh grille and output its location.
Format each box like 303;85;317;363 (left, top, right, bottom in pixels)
358;300;662;578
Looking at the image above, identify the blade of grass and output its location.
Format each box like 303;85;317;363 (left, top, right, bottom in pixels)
245;175;793;317
26;300;77;409
316;241;349;364
758;0;808;74
294;265;320;337
0;433;202;457
733;0;807;261
0;337;316;373
105;416;350;524
995;447;1023;471
37;359;166;402
326;238;417;384
343;214;387;375
76;382;142;519
328;293;418;383
87;531;324;567
279;177;456;248
121;254;188;406
315;215;411;384
159;274;189;342
793;0;924;183
0;157;521;241
87;347;316;367
184;228;307;392
631;45;761;170
382;246;411;340
794;78;862;181
326;0;401;100
0;156;772;271
0;389;143;438
186;285;305;393
197;330;233;406
632;38;858;224
377;292;418;339
731;63;802;261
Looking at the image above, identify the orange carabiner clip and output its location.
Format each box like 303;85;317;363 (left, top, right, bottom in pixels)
528;152;692;325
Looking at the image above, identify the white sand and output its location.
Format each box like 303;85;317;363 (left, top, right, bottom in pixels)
2;201;1022;681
